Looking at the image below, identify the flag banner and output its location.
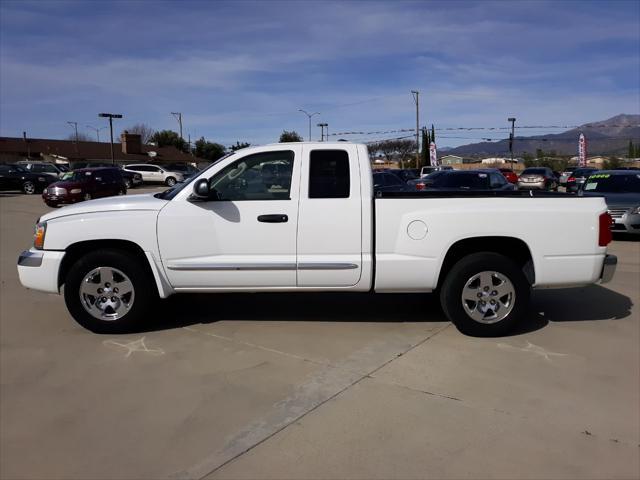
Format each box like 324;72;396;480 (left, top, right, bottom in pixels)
578;133;587;167
429;142;438;166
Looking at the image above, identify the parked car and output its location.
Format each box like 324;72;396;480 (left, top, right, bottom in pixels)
580;171;640;234
517;167;558;191
388;168;420;183
17;161;67;179
419;165;453;178
559;167;578;186
566;167;598;193
68;162;143;188
164;163;200;180
373;171;412;192
17;142;615;337
0;163;55;194
407;170;449;190
42;167;127;207
499;168;519;184
123;164;184;186
427;170;516;191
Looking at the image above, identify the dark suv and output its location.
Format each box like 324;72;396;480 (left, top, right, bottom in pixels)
42;167;127;207
0;163;55;194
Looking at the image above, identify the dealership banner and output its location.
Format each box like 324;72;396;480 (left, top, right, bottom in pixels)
578;133;587;167
429;142;438;166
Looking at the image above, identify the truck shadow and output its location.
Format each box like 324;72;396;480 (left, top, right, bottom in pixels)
137;285;632;336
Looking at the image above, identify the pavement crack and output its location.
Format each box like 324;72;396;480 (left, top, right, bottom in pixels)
175;322;451;480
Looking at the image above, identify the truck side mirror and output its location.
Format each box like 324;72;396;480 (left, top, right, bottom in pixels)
192;178;210;199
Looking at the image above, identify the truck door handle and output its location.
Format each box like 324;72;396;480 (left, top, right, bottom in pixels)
258;214;288;223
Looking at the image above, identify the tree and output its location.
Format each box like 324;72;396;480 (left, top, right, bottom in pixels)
535;148;544;160
194;137;226;161
279;130;303;142
629;140;635;159
371;140;396;163
66;132;92;142
431;124;436;143
150;130;187;151
420;128;429;166
394;139;416;169
123;124;155;144
603;156;624;170
230;141;251;151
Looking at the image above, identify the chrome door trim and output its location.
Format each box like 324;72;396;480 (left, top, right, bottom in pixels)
166;262;296;271
297;263;359;270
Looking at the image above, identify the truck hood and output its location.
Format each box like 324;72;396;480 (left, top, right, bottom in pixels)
40;193;169;222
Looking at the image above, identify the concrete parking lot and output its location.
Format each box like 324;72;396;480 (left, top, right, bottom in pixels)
1;188;638;480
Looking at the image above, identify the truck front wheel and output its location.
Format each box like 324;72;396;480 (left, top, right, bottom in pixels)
440;252;530;336
63;249;155;333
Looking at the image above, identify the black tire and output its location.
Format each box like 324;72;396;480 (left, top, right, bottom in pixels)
63;249;156;333
22;181;36;194
83;193;92;201
124;179;132;189
440;252;530;337
165;176;176;187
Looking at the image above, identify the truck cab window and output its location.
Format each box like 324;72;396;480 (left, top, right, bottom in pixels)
209;150;294;201
309;150;350;198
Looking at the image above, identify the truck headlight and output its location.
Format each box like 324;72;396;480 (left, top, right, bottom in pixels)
70;189;82;194
34;222;47;250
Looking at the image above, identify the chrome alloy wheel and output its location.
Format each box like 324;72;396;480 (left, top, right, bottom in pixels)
461;271;515;324
79;267;135;321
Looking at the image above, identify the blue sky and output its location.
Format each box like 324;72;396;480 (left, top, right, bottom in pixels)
1;0;639;148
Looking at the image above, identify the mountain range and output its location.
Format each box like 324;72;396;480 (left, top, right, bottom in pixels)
444;114;640;157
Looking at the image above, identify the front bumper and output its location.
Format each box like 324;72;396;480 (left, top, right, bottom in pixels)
600;254;617;284
17;249;65;294
611;212;640;234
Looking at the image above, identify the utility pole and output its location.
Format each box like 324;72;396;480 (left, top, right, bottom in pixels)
299;109;320;141
67;121;79;156
411;91;420;167
508;117;516;169
86;125;106;142
99;113;123;165
317;122;328;141
171;112;183;140
23;131;30;158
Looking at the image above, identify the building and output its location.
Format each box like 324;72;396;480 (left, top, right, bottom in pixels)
0;133;201;166
440;155;464;165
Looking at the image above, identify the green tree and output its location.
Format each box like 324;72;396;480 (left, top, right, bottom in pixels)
603;157;623;170
279;130;303;142
535;148;544;160
194;137;226;161
431;124;435;144
150;130;187;151
628;140;635;159
230;141;251;151
420;128;429;166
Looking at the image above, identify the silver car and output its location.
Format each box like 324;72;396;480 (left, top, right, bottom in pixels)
581;171;640;234
517;167;558;191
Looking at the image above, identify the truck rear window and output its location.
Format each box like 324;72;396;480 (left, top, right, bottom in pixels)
309;150;350;198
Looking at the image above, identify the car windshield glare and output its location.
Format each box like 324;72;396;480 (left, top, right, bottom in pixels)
433;172;488;189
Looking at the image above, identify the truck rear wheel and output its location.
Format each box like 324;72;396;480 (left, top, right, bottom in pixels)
63;249;155;333
440;252;530;336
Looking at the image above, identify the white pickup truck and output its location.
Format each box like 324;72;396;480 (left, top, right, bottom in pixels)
18;142;617;336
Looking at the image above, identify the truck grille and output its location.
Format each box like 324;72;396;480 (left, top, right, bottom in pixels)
608;208;629;219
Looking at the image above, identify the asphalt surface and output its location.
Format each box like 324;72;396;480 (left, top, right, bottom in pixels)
1;187;639;480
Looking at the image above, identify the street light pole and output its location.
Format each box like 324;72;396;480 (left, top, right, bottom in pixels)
411;91;420;167
299;109;320;141
508;117;516;169
317;122;328;141
86;125;106;142
171;112;183;140
99;113;123;165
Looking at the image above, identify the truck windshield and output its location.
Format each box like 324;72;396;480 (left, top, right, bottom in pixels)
584;174;640;193
155;152;235;200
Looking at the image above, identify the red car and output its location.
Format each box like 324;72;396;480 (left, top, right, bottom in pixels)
42;167;126;207
499;168;519;184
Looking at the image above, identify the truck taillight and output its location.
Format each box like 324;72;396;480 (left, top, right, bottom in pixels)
567;176;576;183
599;212;613;247
416;183;425;191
